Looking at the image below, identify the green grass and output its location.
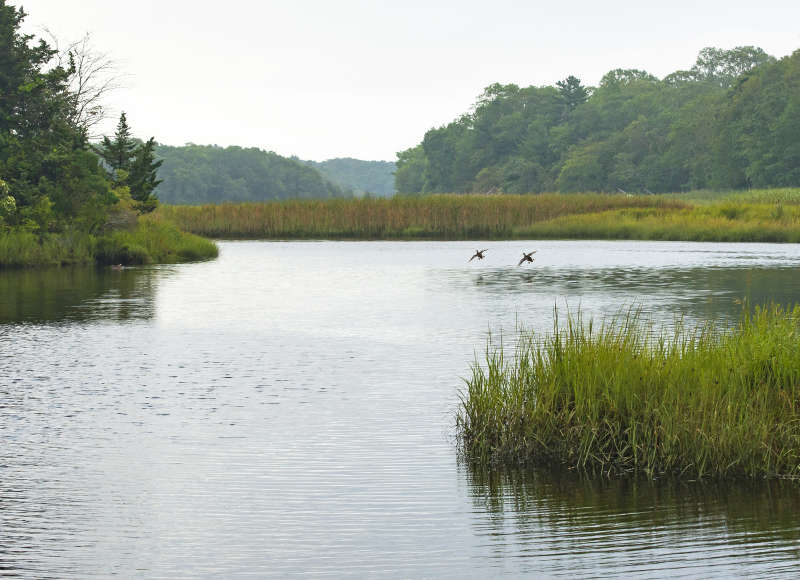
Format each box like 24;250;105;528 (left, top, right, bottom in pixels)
0;220;217;269
457;304;800;479
155;189;800;242
516;202;800;242
0;230;94;267
93;219;218;265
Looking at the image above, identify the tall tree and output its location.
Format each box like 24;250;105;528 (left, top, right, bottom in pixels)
128;137;162;212
97;112;136;177
95;113;163;212
0;0;112;231
556;75;589;113
692;46;774;88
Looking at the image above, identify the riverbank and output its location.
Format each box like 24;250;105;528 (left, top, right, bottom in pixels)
0;219;218;268
457;304;800;479
153;189;800;242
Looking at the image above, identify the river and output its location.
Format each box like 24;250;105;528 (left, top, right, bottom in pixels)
2;240;800;578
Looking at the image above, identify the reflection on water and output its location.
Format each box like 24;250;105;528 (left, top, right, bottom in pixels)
466;465;800;577
468;266;800;323
1;240;800;578
0;266;164;323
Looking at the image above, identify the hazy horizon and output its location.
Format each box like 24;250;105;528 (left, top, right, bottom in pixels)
20;0;800;162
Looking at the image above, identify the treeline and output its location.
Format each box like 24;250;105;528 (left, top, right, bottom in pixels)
303;158;396;197
396;47;800;194
154;144;351;204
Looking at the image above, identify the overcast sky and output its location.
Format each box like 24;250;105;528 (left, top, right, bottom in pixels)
19;0;800;161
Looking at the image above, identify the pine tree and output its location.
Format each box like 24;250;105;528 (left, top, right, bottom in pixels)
96;112;162;213
128;137;162;213
97;112;136;178
556;76;589;113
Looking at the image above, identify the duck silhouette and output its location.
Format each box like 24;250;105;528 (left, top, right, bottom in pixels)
517;251;537;266
468;249;488;262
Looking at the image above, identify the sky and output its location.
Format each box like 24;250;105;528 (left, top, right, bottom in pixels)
19;0;800;162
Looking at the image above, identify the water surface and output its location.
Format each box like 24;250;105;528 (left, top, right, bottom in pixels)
2;240;800;578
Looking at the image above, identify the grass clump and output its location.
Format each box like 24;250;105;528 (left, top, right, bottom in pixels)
457;304;800;479
93;219;218;265
0;220;217;268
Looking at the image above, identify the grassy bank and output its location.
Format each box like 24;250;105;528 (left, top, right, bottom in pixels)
516;202;800;242
0;219;218;268
457;305;800;479
155;189;800;242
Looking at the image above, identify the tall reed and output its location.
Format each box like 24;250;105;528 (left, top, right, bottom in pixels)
155;194;687;239
457;304;800;479
155;190;800;242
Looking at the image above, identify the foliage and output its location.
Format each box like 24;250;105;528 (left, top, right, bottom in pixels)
0;3;215;268
457;304;800;479
396;46;799;195
0;219;217;268
0;0;113;232
153;144;349;204
95;113;162;212
93;218;218;265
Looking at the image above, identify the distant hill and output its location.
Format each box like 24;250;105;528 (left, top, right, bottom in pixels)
303;158;396;197
154;144;350;205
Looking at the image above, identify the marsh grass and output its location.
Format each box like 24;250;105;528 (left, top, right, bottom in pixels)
0;220;217;268
517;202;800;242
457;304;800;479
0;230;94;267
94;219;218;265
155;194;687;239
156;189;800;242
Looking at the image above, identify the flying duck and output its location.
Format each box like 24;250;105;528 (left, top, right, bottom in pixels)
469;249;488;262
517;251;537;266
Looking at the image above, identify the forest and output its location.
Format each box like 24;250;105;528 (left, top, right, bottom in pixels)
153;144;352;205
395;46;800;195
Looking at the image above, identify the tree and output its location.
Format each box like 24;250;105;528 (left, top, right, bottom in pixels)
395;145;427;194
96;113;163;212
97;112;136;178
692;46;774;88
600;69;658;88
556;75;589;112
128;137;162;212
0;0;112;231
46;31;121;137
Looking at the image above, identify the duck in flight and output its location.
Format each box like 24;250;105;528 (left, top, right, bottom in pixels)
517;250;537;266
469;249;488;262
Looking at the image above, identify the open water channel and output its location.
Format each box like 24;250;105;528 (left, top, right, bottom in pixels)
2;240;800;578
